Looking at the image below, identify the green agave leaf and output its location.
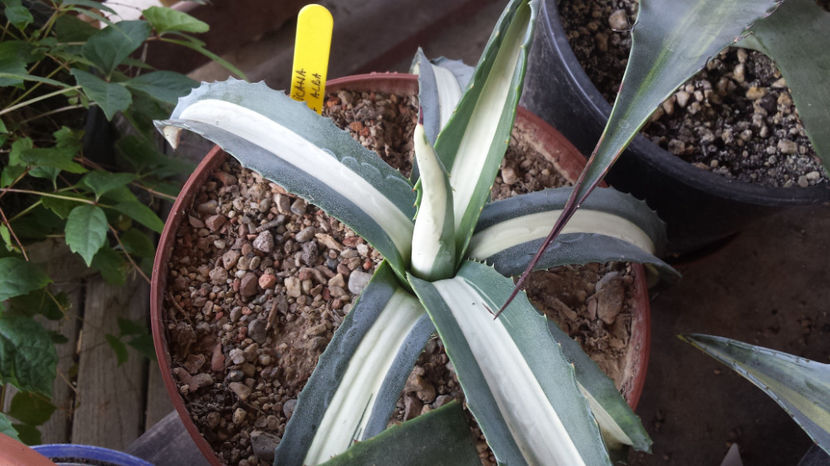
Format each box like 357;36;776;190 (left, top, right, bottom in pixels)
682;334;830;455
321;401;480;466
409;261;610;466
275;262;434;465
469;188;678;283
547;320;651;452
432;0;537;258
571;0;780;213
0;312;57;396
410;123;455;281
156;79;416;276
411;48;474;146
736;0;830;166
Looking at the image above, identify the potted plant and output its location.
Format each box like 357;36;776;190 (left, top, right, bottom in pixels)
0;0;234;442
150;0;679;463
521;0;830;257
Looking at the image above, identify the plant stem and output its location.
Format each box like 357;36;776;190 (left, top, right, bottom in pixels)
0;188;97;205
132;182;177;201
0;205;29;260
7;199;42;222
6;65;64;109
109;225;150;284
0;86;81;117
18;104;85;125
0;169;30;202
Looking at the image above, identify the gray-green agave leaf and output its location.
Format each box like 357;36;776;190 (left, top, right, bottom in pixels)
155;79;416;277
682;334;830;456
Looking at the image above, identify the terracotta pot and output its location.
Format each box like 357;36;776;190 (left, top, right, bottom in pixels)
0;433;54;466
150;73;651;464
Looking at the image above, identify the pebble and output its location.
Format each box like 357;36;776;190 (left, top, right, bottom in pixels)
229;348;246;365
252;230;274;253
209;267;228;284
777;139;798;155
316;233;343;251
347;270;372;295
188;216;205;228
258;273;277;289
595;272;625;325
197;200;217;214
275;194;291;214
232;407;247;425
675;91;690;108
328;274;345;288
242;343;259;362
290;199;307;215
240;272;259;298
608;9;628;30
403;394;422;421
222;250;241;270
285;276;302;298
501;166;518;185
211;344;225;371
183;354;206;374
248;319;268;344
250;431;279;462
229;382;252;401
190;373;213;391
205;214;227;231
745;86;766;100
283;399;297;418
295;226;316;242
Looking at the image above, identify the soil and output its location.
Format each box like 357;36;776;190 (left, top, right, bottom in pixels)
163;89;639;465
558;0;828;188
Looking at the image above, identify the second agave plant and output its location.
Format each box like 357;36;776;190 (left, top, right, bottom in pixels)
155;0;679;463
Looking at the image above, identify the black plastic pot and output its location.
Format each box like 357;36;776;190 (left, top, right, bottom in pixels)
520;0;830;257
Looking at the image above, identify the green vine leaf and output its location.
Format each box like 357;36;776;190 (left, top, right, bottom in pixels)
81;171;136;200
0;413;19;440
105;334;128;366
8;391;56;426
2;0;33;30
65;205;108;266
91;245;128;286
11;422;41;445
125;71;198;104
0;257;50;302
111;201;163;233
142;6;209;34
71;69;132;120
0;313;57;396
119;228;155;258
82;20;151;76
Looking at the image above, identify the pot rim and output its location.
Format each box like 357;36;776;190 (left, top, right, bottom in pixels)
150;72;651;464
538;0;830;205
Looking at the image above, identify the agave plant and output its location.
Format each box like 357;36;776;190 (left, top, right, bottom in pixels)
156;0;679;463
682;334;830;456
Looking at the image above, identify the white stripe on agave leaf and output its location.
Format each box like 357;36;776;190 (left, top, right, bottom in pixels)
415;262;611;465
447;3;530;236
433;64;464;131
169;99;414;261
411;124;455;281
467;209;654;259
580;385;633;449
303;289;425;465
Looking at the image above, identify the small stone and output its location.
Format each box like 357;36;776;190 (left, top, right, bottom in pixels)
250;431;279;463
248;319;268;344
214;170;237;186
197;200;217;214
675;91;690;108
300;241;319;266
501;166;518;185
403;394;422;421
777;139;798;155
206;412;221;429
222;250;240;270
283;399;297;418
290;198;307;215
798;175;810;188
253;231;274;253
190;373;213;391
275;194;292;214
328;274;345;288
205;214;227;231
258;273;277;289
209;267;228;284
229;348;246;365
772;77;787;88
608;9;628;30
229;382;252;400
315;233;343;251
211;344;225;371
806;171;821;181
348;270;372;295
433;395;453;409
329;286;348;298
230;307;242;322
595;272;625;325
732;63;745;83
295;226;316;242
226;370;244;382
188;215;205;228
232;407;247;425
285;276;302;298
183;354;206;374
745;86;765;100
240;272;259;298
242;343;259;362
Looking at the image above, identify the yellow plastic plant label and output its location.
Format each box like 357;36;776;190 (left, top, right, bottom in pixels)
290;4;333;114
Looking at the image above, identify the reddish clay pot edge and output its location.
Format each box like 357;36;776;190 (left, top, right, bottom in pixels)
150;73;650;463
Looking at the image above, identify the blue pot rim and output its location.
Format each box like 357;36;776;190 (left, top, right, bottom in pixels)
32;444;151;466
